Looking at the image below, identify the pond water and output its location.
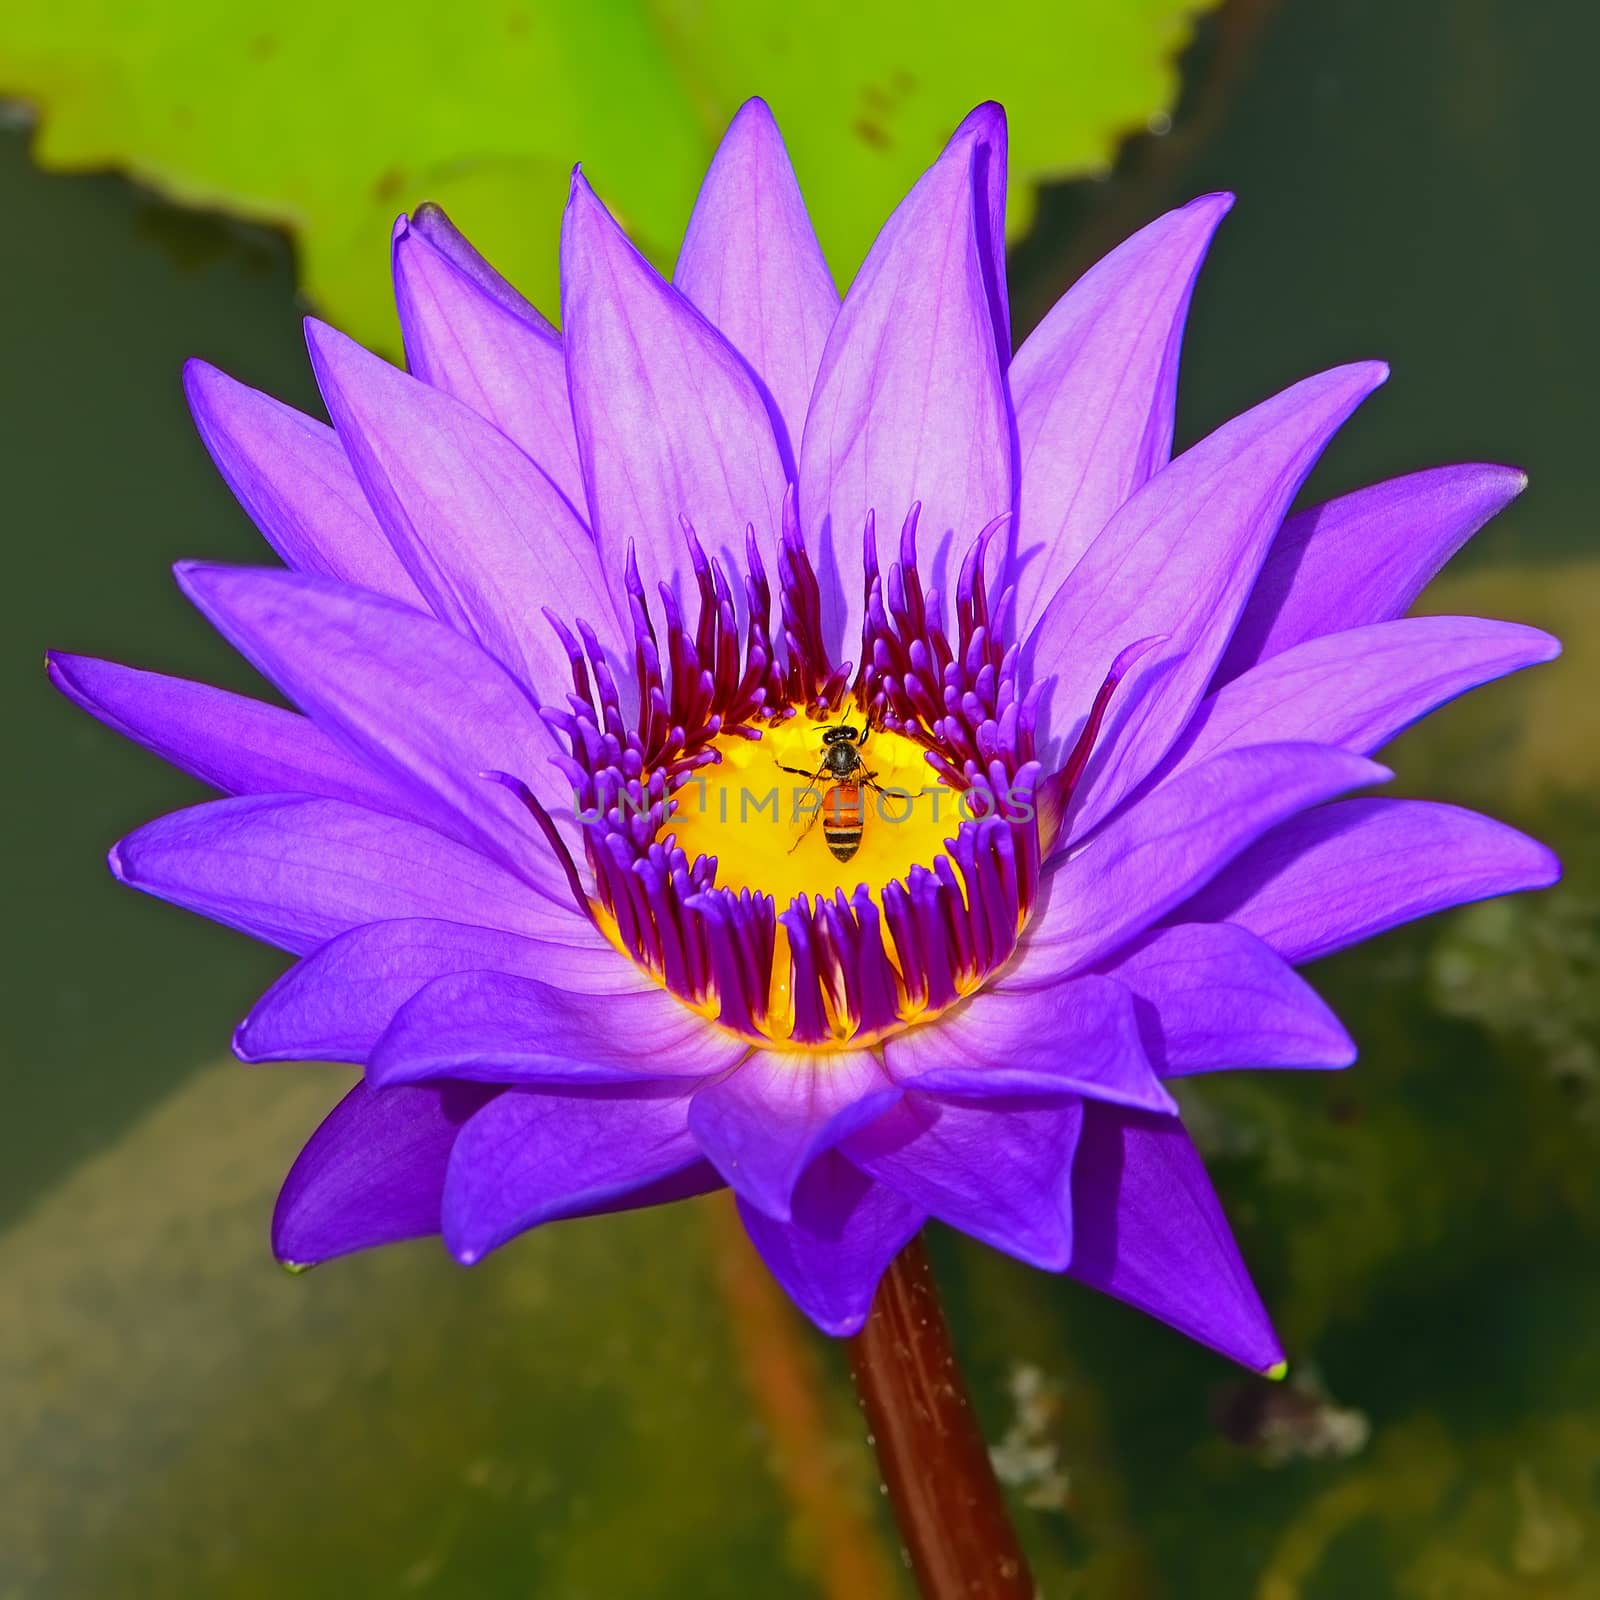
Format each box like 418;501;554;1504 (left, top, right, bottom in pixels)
3;2;1596;1595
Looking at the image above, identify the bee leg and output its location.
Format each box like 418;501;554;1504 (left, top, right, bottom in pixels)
788;807;825;854
860;771;917;829
778;761;829;852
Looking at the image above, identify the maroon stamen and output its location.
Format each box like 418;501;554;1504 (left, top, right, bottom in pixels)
535;503;1051;1044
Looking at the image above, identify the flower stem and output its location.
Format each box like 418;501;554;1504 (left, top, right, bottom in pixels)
846;1234;1036;1599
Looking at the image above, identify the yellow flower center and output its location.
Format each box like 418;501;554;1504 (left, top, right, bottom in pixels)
665;712;963;907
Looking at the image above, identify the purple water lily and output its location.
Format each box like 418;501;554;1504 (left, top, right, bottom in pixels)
51;100;1558;1370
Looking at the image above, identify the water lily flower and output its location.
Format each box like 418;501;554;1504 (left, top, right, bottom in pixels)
50;99;1559;1371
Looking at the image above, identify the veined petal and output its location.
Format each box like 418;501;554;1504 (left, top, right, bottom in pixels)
393;207;586;509
1011;743;1390;986
408;202;554;320
561;169;789;619
46;652;415;815
304;318;623;691
111;795;574;956
1067;1103;1283;1373
1027;362;1388;834
1156;615;1559;781
273;1079;497;1267
176;563;576;899
965;101;1010;353
687;1049;900;1222
674;98;839;464
1009;194;1233;631
1099;922;1355;1075
1177;797;1561;964
369;969;745;1088
884;975;1173;1111
443;1081;703;1263
798;103;1012;664
846;1094;1084;1270
183;360;420;603
236;917;638;1064
736;1154;924;1336
1217;463;1528;682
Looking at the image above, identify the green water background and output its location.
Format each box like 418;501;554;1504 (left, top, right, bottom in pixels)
4;2;1598;1594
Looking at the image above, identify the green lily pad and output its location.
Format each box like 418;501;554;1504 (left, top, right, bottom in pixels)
0;0;1219;347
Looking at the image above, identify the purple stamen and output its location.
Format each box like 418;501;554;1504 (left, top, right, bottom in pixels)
538;500;1045;1046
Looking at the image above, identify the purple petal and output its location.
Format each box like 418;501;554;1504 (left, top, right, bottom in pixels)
442;1081;703;1263
1067;1103;1283;1372
1177;797;1561;964
687;1049;900;1222
673;98;839;464
560;170;789;620
882;975;1173;1111
798;104;1012;662
1026;363;1388;834
736;1153;924;1336
183;360;419;602
1009;194;1233;631
393;207;586;510
236;917;639;1064
1217;463;1528;683
408;202;553;322
304;318;623;692
1157;615;1559;782
46;652;413;813
175;563;576;899
846;1094;1084;1270
273;1078;497;1267
1098;922;1355;1075
111;795;575;956
1011;743;1389;986
961;101;1010;353
369;969;745;1087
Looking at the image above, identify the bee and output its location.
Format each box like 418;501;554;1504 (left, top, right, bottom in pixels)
776;722;882;863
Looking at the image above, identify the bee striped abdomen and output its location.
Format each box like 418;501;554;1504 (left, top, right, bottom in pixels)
822;783;865;862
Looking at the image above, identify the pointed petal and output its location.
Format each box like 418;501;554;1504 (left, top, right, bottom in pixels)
111;795;573;956
369;969;745;1087
1099;922;1355;1075
305;318;622;691
273;1079;497;1267
442;1081;702;1262
1177;797;1561;964
236;917;638;1064
561;170;789;618
687;1049;900;1222
1067;1103;1283;1372
798;104;1012;662
674;98;839;463
883;975;1173;1111
1218;463;1529;682
1157;616;1559;783
736;1154;924;1336
1010;194;1233;630
407;201;554;320
393;207;586;509
1011;744;1389;986
847;1094;1083;1270
1026;363;1388;834
46;652;413;814
183;361;420;603
176;563;575;898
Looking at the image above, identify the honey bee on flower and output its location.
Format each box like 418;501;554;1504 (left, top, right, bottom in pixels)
50;97;1558;1369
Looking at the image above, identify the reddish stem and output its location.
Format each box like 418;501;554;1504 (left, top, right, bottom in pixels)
847;1235;1036;1599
